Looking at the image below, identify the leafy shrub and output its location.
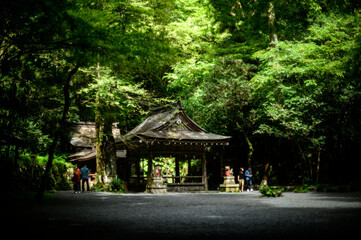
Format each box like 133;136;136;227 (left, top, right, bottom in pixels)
92;182;106;192
259;186;283;197
15;153;72;191
92;178;128;193
294;187;309;193
294;184;325;193
109;178;128;193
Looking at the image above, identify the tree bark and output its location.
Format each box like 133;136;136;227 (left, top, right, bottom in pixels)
316;150;321;183
244;132;253;168
261;162;270;187
95;62;105;182
95;107;105;182
36;66;78;202
268;1;278;45
296;141;311;181
102;116;117;178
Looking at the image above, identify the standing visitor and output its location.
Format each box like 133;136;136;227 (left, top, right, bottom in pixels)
237;168;245;192
75;166;81;192
72;166;81;193
245;167;253;192
81;164;90;192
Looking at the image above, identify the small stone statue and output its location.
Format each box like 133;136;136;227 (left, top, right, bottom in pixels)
220;166;238;192
223;166;235;184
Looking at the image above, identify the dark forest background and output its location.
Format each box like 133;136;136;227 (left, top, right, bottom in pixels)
1;0;361;191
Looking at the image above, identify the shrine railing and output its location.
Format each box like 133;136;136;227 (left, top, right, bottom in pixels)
164;175;202;183
129;175;203;184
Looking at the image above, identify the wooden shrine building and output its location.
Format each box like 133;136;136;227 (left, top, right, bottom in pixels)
118;101;231;192
68;101;231;192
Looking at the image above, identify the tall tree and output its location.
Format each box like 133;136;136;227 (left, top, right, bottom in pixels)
77;66;151;180
166;0;361;185
251;12;361;182
72;0;175;180
0;0;114;199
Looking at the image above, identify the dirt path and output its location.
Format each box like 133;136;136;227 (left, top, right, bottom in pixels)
5;191;361;239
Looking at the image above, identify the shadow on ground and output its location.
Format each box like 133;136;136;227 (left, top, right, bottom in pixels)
4;191;361;240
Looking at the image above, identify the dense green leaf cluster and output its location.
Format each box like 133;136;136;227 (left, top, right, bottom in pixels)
14;153;72;191
166;0;361;184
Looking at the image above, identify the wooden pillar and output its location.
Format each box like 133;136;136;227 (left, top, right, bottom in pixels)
220;148;224;177
188;158;191;175
122;159;127;182
220;147;224;183
147;151;153;181
136;157;140;183
202;151;208;191
175;154;180;183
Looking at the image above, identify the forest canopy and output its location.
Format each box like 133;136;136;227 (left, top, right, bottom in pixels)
1;0;361;191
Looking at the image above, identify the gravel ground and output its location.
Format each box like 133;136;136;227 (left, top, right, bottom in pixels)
5;191;361;240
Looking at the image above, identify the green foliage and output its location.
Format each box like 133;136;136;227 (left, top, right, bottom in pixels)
15;153;72;191
249;12;361;182
293;187;310;193
92;178;128;193
141;157;202;183
76;66;151;125
109;178;128;193
167;57;256;135
259;186;283;197
91;182;106;192
8;191;55;206
2;0;361;188
294;183;326;193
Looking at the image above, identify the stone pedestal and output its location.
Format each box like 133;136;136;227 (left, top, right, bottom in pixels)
219;167;239;192
223;176;235;184
146;176;167;193
219;183;239;192
146;164;167;193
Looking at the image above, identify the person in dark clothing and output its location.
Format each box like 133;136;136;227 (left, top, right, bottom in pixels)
245;167;253;191
80;165;90;192
72;166;81;193
237;168;245;192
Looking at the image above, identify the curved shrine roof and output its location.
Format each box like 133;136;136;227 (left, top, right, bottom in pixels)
125;102;231;143
70;122;121;148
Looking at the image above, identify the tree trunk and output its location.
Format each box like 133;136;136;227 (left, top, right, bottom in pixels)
95;107;105;182
36;66;78;202
316;150;321;184
102;116;117;178
244;132;253;168
95;62;105;182
268;1;278;45
261;162;270;187
296;141;311;181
